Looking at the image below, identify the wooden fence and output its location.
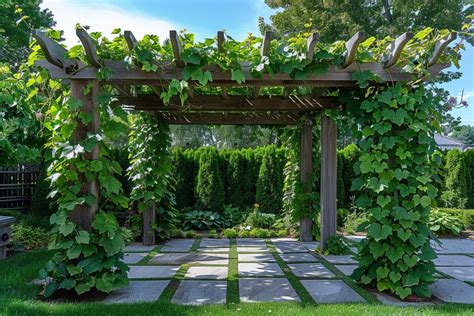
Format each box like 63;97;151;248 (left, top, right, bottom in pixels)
0;165;40;211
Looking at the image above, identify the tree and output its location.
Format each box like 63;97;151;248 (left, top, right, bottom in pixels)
441;149;469;208
0;0;55;65
452;125;474;147
195;147;225;212
256;146;284;214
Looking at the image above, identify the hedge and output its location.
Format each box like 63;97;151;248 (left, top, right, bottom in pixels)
465;149;474;208
256;145;285;214
195;147;225;212
436;208;474;230
440;149;469;209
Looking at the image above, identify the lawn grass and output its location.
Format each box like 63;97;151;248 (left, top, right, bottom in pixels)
1;249;474;316
227;238;240;304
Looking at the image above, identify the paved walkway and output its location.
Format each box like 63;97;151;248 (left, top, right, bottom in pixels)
104;237;474;305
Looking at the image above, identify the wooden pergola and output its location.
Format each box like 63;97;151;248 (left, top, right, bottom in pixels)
32;28;456;249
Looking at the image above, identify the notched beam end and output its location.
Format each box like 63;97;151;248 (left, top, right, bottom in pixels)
382;32;414;69
170;30;184;67
124;30;138;51
261;31;272;57
32;29;74;69
342;31;365;68
76;27;102;68
306;32;320;60
217;31;225;53
428;32;457;67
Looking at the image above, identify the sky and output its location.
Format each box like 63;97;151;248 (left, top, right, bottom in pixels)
40;0;473;125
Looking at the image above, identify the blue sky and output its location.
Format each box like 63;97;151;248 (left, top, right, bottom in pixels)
42;0;473;125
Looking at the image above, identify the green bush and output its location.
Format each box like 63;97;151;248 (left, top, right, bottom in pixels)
435;208;474;230
244;207;276;229
11;223;49;250
222;205;246;228
429;209;464;236
222;228;238;238
318;235;352;255
336;152;345;206
465;150;474;208
256;146;284;214
195;147;225;212
337;208;349;228
226;150;248;208
185;230;196;238
182;210;224;230
343;211;369;234
30;165;57;218
171;148;197;209
339;144;360;208
441;149;469;208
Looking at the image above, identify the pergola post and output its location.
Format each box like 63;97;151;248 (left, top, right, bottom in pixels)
299;119;313;242
70;80;100;231
320;112;337;250
143;202;156;245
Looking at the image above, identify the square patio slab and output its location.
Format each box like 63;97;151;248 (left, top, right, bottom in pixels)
431;279;474;304
279;253;317;263
128;265;179;279
197;247;229;253
237;238;266;247
434;255;474;266
238;262;284;277
185;266;228;279
150;253;228;265
374;292;436;306
124;243;156;252
237;246;269;253
200;238;229;248
288;263;335;278
104;281;169;304
239;278;300;302
271;238;298;242
123;252;148;264
301;280;365;303
171;280;227;305
323;255;357;264
238;253;276;262
431;239;474;254
301;242;319;252
335;265;358;276
273;243;309;253
437;266;474;282
160;245;192;252
164;238;195;246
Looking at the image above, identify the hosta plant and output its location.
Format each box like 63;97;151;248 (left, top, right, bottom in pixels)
429;209;464;236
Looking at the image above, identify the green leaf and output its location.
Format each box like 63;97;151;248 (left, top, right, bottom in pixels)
59;222;75;236
60;279;76;290
75;231;90;244
368;223;392;241
231;69;245;84
376;195;391;208
376;267;389;279
44;282;59;297
352;70;374;88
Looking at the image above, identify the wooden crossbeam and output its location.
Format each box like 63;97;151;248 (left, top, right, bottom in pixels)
32;30;77;71
428;32;457;67
154;111;301;125
76;27;102;67
342;31;365;68
306;32;320;60
217;31;225;53
124;30;138;51
261;31;272;57
382;32;414;68
170;30;184;67
118;95;338;111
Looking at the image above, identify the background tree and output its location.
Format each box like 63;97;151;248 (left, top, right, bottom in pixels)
195;147;225;212
440;149;469;208
452;125;474;146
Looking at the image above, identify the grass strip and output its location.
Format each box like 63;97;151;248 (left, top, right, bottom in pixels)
227;238;240;304
266;240;316;305
190;238;202;253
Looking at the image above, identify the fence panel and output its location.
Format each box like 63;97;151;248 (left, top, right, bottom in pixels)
0;165;40;211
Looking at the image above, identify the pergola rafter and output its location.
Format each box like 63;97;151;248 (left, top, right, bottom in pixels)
32;27;455;248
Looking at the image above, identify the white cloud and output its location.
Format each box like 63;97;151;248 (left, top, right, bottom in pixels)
41;0;176;47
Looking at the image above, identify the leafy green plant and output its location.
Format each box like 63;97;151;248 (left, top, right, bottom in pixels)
435;208;474;230
195;147;225;212
222;228;238;238
11;223;49;250
244;206;276;229
440;149;468;209
221;205;246;228
182;210;224;230
185;230;196;238
318;236;352;255
429;209;464;236
343;211;370;235
256;146;285;214
239;230;250;238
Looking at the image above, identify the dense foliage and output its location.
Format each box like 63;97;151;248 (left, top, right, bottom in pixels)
256;145;285;214
440;149;469;208
195;147;225;212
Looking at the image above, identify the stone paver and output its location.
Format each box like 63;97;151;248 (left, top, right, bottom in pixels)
104;281;169;303
238;262;284;277
301;242;319;252
160;245;192;252
124;243;156;252
301;280;365;303
237;246;269;253
123;252;148;264
335;265;357;276
238;253;276;262
434;255;474;266
279;252;317;263
323;255;357;264
128;265;179;279
431;279;474;304
437;266;474;282
271;238;298;242
197;247;229;253
185;266;228;279
239;278;301;302
164;239;195;246
237;238;266;247
287;263;335;278
200;238;229;248
431;239;474;254
374;292;436;306
151;253;228;265
171;280;227;305
273;243;309;253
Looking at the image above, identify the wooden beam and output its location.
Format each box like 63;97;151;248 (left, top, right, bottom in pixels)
76;27;102;67
299;119;313;242
155;112;301;125
382;32;414;68
124;30;138;51
170;30;184;67
143;202;156;245
320;112;337;250
342;31;365;68
217;31;225;53
32;29;77;71
261;31;272;57
428;32;457;67
70;80;100;231
306;32;320;60
118;95;339;111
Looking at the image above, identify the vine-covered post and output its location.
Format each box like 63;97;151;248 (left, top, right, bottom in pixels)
70;79;100;231
320;112;337;250
299;119;313;241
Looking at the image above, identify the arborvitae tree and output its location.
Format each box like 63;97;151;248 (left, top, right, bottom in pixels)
256;146;284;214
340;144;360;208
441;149;469;208
195;147;225;212
227;150;247;208
243;148;258;206
171;147;196;209
465;149;474;208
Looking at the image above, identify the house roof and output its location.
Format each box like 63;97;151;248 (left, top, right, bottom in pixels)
434;133;466;146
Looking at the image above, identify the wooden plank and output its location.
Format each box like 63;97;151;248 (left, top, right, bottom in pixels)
299;119;313;242
170;30;184;67
76;27;102;67
261;31;272;57
118;95;339;111
124;30;138;51
382;32;414;68
69;80;100;231
143;202;156;245
320;112;337;250
342;31;365;68
217;31;225;53
306;32;320;60
32;30;77;71
428;32;457;67
155;112;301;125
